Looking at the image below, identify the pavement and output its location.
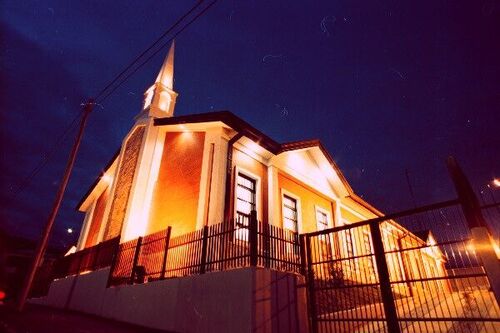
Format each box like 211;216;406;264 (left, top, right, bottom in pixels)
0;304;172;333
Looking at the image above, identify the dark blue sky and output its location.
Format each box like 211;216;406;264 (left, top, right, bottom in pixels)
1;1;499;248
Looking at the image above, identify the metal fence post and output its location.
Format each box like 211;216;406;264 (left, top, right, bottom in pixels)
200;226;209;274
447;156;500;305
249;210;258;266
299;235;307;276
92;242;101;270
129;237;143;285
304;235;318;333
160;227;172;280
263;221;271;268
369;221;400;333
106;238;120;288
75;252;84;275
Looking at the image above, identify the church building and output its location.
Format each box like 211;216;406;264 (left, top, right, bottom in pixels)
32;43;448;333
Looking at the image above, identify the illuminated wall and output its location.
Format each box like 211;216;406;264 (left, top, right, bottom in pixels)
84;186;109;248
340;207;363;223
104;126;145;240
277;172;335;233
147;131;205;237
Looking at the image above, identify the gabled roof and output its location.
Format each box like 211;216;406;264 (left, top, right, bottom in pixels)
155;111;354;195
75;149;120;210
154;111;282;153
78;111;355;210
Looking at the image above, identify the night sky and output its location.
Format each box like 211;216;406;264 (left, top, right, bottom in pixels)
1;1;499;249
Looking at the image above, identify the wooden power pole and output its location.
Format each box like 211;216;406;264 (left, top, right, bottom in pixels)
16;99;94;311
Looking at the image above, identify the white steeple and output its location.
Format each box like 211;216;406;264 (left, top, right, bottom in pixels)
141;41;178;118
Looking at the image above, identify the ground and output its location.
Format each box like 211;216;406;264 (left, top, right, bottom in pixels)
0;304;172;333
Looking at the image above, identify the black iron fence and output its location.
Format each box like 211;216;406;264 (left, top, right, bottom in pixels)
303;199;500;333
31;159;499;332
51;236;119;279
30;237;119;297
108;215;302;286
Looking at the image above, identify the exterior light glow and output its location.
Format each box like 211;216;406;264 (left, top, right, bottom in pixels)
247;140;261;153
143;86;154;109
102;174;113;184
493;178;500;188
67;228;73;234
287;153;305;171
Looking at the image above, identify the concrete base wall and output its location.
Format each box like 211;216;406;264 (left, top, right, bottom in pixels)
30;267;308;333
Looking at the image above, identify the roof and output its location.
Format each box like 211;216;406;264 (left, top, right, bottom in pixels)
154;111;282;153
75;149;120;210
155;111;354;193
78;111;355;210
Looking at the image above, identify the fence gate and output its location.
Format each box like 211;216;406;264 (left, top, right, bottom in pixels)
303;199;500;332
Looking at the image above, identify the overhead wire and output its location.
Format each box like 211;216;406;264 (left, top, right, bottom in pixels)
97;1;217;104
9;0;217;198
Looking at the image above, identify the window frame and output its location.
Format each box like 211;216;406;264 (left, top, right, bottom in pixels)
315;206;335;260
345;228;355;258
280;189;302;234
362;230;375;274
315;205;332;231
233;166;261;227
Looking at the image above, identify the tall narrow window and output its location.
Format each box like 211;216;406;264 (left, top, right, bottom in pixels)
235;172;256;229
316;208;333;260
345;228;356;277
363;232;374;276
283;195;298;233
345;229;354;258
316;210;329;231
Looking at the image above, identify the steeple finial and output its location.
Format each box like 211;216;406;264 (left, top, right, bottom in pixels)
140;41;178;119
155;40;175;89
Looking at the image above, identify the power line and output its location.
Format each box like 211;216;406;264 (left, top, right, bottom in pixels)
94;0;207;101
10;108;85;201
9;0;217;199
97;0;217;104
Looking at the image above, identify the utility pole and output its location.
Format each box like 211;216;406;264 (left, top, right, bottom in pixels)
16;99;94;311
447;156;500;306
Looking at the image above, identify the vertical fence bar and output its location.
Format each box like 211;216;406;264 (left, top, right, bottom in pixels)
92;242;101;271
76;251;84;275
299;234;307;276
106;239;119;287
199;225;209;274
263;221;271;268
369;221;400;333
447;156;500;305
129;237;143;285
160;227;172;280
304;235;318;333
249;210;258;267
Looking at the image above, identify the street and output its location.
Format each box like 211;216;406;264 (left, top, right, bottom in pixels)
0;304;172;333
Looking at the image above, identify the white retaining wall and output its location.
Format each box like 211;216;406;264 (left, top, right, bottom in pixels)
30;267;308;333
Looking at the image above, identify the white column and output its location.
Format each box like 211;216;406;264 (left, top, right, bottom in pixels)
195;129;220;229
267;165;280;226
76;202;96;250
121;118;164;241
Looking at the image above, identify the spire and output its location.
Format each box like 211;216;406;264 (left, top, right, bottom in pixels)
155;40;175;89
140;41;178;119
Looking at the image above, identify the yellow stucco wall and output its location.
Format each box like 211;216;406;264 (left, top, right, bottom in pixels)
277;172;335;233
339;207;364;224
